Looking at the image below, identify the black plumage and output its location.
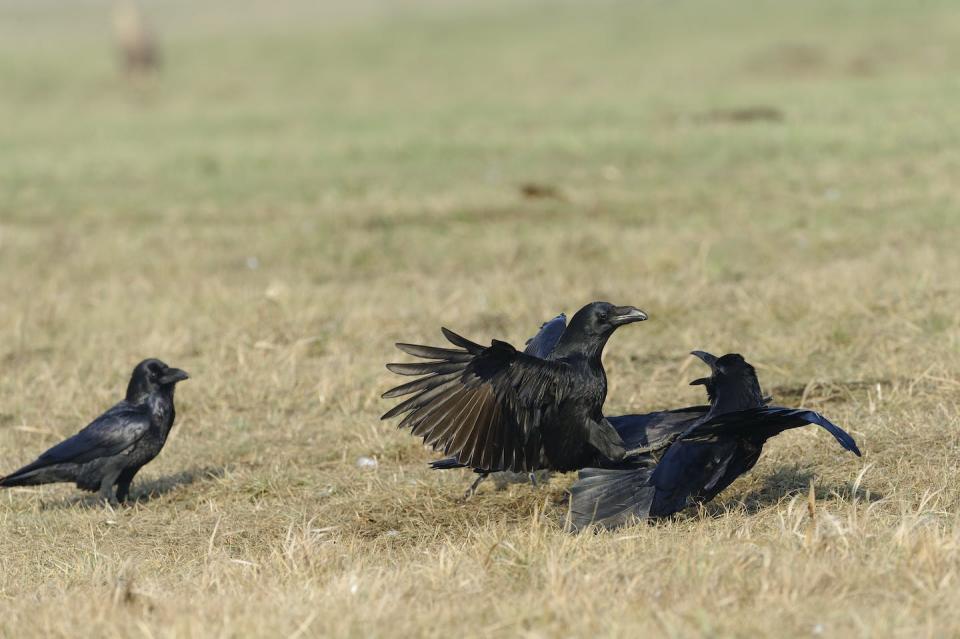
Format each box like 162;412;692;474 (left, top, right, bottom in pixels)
382;302;648;476
522;313;567;359
569;351;861;530
428;313;567;495
0;359;189;505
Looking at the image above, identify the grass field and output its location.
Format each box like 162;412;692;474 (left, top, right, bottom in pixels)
1;0;959;636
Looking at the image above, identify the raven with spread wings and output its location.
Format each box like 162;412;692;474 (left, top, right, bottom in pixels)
381;302;648;477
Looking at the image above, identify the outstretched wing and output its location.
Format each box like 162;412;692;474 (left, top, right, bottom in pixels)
382;328;573;473
424;314;568;473
609;406;709;455
647;406;861;517
685;406;862;456
523;313;567;359
773;409;861;456
1;403;151;483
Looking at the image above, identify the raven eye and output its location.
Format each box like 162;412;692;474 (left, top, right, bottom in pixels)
598;313;608;322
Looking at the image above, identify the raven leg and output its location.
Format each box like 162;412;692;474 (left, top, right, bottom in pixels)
463;473;489;499
97;470;123;506
115;467;140;504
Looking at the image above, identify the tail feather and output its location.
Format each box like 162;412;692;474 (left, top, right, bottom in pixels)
0;463;77;488
568;464;656;531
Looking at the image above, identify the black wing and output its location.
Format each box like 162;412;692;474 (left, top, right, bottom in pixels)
646;438;750;516
427;314;569;472
382;328;574;473
684;406;862;456
523;313;567;359
1;402;151;483
609;406;709;455
648;406;861;517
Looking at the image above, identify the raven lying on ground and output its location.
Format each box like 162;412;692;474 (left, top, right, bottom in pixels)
381;302;647;480
0;359;189;505
569;351;861;530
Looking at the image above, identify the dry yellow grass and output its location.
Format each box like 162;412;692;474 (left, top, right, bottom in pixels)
1;0;959;636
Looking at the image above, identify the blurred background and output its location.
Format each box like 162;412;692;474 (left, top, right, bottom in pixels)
3;0;957;374
2;0;959;464
6;0;959;221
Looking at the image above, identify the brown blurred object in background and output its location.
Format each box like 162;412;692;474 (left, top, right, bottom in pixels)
112;0;160;75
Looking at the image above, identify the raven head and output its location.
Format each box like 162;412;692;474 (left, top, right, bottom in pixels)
568;301;647;337
689;351;765;412
552;301;647;359
126;358;190;402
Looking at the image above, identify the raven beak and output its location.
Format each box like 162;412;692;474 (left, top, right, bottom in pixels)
610;306;648;325
690;350;718;368
159;368;190;384
689;377;710;386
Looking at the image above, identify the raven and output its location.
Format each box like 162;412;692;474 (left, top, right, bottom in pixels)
569;351;861;530
381;302;648;478
0;359;189;505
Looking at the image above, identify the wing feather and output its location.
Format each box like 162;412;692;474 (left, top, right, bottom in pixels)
382;329;572;473
381;371;462;399
427;388;484;448
684;406;861;456
384;379;459;421
395;343;474;361
1;402;151;484
523;313;567;359
441;328;484;354
386;361;466;376
410;388;470;438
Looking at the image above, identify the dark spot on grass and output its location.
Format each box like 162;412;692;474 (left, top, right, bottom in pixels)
360;205;566;231
699;106;784;124
518;182;565;200
745;42;827;75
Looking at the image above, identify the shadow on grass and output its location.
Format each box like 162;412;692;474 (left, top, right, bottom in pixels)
706;464;881;517
41;466;226;510
128;466;226;504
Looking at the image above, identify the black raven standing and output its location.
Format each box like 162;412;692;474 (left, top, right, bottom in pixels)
0;359;189;505
381;302;648;479
569;351;861;530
